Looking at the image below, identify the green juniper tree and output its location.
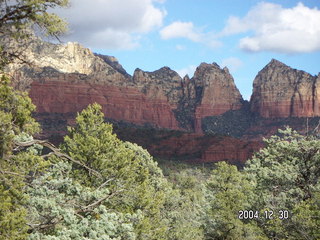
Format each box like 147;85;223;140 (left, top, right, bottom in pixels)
245;128;320;239
27;160;137;240
60;104;169;240
0;1;69;238
163;169;205;240
204;161;266;240
0;75;48;239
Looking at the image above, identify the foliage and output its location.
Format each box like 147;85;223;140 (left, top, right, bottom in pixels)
245;127;320;239
163;168;205;240
204;161;266;240
0;76;47;239
27;160;137;240
290;192;320;239
61;104;169;240
0;75;39;156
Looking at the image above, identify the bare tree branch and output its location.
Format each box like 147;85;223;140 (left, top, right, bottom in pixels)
14;139;103;179
77;189;124;214
0;168;26;177
97;178;115;190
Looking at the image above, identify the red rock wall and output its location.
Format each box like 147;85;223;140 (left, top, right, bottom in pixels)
201;138;262;164
251;100;317;118
137;132;262;164
29;80;180;130
194;103;243;133
192;63;244;133
250;60;320;118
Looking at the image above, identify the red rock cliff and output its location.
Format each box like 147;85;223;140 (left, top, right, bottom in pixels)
9;40;320;164
28;68;180;130
191;63;243;132
10;40;246;133
250;59;320;118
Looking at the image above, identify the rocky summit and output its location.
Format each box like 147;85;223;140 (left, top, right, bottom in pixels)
251;59;320;118
8;41;320;164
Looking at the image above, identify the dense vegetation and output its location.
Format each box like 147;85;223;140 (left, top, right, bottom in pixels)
0;77;319;239
0;1;319;239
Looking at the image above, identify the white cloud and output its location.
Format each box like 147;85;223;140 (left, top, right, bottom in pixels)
221;2;320;53
176;44;186;51
160;21;201;41
220;57;243;73
176;65;197;78
160;21;221;48
153;0;166;3
53;0;166;50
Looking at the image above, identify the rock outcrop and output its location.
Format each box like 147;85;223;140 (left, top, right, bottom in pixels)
7;39;130;90
251;59;320;118
27;68;180;130
168;63;244;132
11;40;245;133
133;67;183;104
8;40;320;165
191;63;243;132
8;39;114;75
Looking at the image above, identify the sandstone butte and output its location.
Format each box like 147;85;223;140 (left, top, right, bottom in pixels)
7;39;320;164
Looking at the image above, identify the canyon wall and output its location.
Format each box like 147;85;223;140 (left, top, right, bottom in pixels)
11;40;243;133
250;59;320;118
27;68;181;130
9;41;320;164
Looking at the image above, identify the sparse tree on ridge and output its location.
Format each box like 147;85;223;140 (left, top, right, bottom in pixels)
0;0;69;70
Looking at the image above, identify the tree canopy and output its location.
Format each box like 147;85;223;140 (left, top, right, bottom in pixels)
1;78;320;239
244;128;320;239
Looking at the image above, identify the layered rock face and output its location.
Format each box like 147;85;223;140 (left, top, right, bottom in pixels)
9;40;181;129
9;40;320;164
193;63;243;116
11;40;243;133
251;59;320;118
8;39;130;91
26;69;180;130
7;39;121;77
191;63;243;132
133;67;183;104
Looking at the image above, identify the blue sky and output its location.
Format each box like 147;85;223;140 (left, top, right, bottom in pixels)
55;0;320;100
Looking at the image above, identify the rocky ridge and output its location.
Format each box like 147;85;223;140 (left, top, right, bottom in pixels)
192;63;243;132
250;59;320;118
9;41;320;164
11;40;243;132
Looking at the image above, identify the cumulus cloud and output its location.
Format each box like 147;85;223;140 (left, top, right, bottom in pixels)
160;21;221;48
160;21;201;41
53;0;166;50
176;65;197;78
220;57;243;73
221;2;320;53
